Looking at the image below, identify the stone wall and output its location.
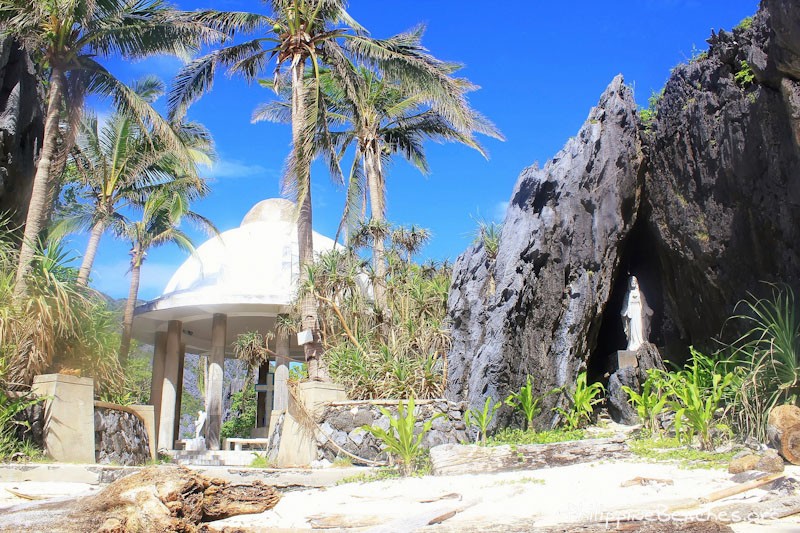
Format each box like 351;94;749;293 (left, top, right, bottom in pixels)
314;400;467;463
94;407;150;466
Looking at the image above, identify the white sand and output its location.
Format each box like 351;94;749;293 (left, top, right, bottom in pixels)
212;460;800;532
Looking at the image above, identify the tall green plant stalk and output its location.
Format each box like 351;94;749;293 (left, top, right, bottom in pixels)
465;397;500;445
667;349;736;451
622;368;668;436
553;372;604;430
505;376;542;431
360;397;442;476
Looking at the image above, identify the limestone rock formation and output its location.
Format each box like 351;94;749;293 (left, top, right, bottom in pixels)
646;0;800;344
447;0;800;427
447;76;643;426
0;37;43;226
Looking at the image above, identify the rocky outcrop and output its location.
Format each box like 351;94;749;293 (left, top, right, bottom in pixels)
447;76;643;426
645;1;800;345
447;1;800;427
0;37;43;226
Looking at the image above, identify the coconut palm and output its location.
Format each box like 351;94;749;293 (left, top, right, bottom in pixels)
330;66;501;311
169;1;474;380
65;77;214;286
117;187;216;364
0;0;252;296
256;56;501;313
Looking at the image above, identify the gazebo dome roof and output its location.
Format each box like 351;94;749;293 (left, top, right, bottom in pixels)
131;198;337;357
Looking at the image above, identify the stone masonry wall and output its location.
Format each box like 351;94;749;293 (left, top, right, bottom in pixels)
315;400;467;463
95;407;150;466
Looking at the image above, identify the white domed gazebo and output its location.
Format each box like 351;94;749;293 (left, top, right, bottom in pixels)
132;198;337;451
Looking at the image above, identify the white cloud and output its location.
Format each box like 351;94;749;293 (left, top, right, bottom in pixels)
493;201;508;222
200;158;274;181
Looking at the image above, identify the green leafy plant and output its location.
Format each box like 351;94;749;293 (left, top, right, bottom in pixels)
0;391;44;460
465;397;500;445
623;369;669;436
487;428;586;446
474;220;503;261
724;285;799;441
734;16;754;32
735;61;756;87
666;349;736;450
220;387;257;440
553;372;604;430
360;397;442;476
505;376;543;430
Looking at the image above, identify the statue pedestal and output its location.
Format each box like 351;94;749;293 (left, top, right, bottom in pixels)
615;350;639;370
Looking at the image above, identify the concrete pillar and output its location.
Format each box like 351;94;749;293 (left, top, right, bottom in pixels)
256;360;269;428
157;320;181;451
206;313;226;450
274;319;290;412
150;331;167;433
32;375;95;463
173;343;186;443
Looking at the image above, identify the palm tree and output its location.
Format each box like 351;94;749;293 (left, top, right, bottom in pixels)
65;77;214;286
117;187;216;364
170;1;471;380
258;62;501;312
0;0;249;296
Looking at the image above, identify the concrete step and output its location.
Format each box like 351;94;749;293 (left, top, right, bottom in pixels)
165;450;262;467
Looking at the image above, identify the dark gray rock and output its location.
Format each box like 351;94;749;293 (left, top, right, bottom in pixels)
447;76;642;428
645;2;800;349
607;367;640;425
446;1;800;428
0;37;43;227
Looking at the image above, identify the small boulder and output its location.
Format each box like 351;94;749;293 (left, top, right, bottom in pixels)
755;449;785;473
729;454;761;474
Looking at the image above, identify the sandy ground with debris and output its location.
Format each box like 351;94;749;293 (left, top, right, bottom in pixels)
212;460;800;532
1;460;799;532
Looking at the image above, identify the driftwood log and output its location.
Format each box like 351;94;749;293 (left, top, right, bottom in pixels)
430;437;630;475
767;404;800;465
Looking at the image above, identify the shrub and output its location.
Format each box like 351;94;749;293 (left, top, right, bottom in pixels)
553;372;604;430
505;376;543;430
0;391;43;460
734;16;754;32
220;387;257;440
735;61;756;87
359;397;442;476
623;368;669;436
666;349;736;450
465;396;500;445
307;235;451;400
725;285;799;440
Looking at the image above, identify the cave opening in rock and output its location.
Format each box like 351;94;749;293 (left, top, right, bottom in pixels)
587;219;665;388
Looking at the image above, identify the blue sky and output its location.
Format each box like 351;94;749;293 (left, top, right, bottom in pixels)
81;0;759;300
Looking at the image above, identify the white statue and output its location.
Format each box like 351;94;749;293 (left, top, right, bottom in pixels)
194;410;207;439
620;276;652;351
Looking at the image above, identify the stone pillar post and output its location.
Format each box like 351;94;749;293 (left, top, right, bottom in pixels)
157;320;181;451
274;318;290;412
206;313;226;450
256;361;269;428
173;343;186;443
150;331;167;433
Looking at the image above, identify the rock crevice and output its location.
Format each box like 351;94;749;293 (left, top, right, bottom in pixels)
447;1;800;427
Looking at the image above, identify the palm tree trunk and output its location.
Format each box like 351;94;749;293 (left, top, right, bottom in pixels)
77;220;105;286
291;61;328;382
14;67;65;297
364;144;388;314
119;248;143;366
